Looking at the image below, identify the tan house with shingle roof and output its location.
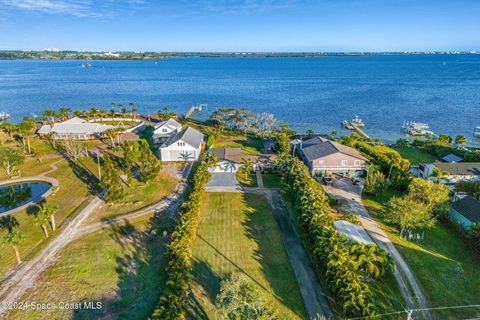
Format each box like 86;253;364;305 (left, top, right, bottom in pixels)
209;148;277;173
297;136;367;177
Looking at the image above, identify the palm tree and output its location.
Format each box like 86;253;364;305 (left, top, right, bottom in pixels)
0;216;25;265
206;154;220;171
58;107;72;119
241;158;254;180
49;131;58;148
455;134;467;146
89;107;99;121
40;203;58;231
110;102;116;117
128;102;137;120
34;207;50;238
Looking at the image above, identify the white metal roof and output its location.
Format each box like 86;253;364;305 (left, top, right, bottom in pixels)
334;220;373;245
37;117;113;135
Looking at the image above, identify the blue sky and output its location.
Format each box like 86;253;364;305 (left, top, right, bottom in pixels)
0;0;479;52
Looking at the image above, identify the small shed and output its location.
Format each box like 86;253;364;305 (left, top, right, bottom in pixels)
333;220;373;245
442;153;463;163
449;195;480;230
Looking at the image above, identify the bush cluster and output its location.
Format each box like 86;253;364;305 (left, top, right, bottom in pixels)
279;155;391;318
151;159;210;320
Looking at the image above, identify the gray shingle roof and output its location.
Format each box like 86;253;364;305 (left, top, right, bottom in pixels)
301;137;366;162
434;162;480;176
162;126;204;148
452;196;480;223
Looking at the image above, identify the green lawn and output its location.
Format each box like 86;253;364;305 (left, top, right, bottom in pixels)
262;173;286;189
86;169;178;223
236;171;257;187
363;190;480;319
189;192;307;319
0;159;91;276
393;146;436;165
5;214;169;320
213;134;263;154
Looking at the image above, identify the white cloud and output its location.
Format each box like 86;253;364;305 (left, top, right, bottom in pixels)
0;0;99;17
195;0;306;13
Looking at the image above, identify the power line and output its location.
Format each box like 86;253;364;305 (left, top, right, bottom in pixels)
348;304;480;320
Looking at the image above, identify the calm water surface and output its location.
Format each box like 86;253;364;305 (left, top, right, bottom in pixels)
0;182;52;213
1;55;480;143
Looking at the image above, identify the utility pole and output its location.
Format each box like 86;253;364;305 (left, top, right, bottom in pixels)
97;150;102;180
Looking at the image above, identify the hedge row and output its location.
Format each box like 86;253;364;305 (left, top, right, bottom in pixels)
274;131;391;317
151;159;211;320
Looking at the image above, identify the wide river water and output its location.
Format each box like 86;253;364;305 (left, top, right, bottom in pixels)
1;55;479;143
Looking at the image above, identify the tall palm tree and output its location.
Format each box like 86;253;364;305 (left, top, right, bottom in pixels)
34;208;50;238
40;203;58;231
241;158;254;180
110;102;116;117
128;102;137;120
0;216;25;265
90;107;99;121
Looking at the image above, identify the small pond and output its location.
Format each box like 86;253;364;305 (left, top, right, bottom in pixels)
0;182;52;214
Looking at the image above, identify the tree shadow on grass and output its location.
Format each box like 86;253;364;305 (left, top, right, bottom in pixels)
185;259;220;320
73;209;173;320
241;193;306;318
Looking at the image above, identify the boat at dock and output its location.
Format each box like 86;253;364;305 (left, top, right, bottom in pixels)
342;116;370;139
401;121;437;137
0;111;10;122
342;115;365;129
474;125;480;140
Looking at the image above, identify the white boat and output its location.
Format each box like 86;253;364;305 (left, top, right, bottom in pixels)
81;63;93;68
474;125;480;139
0;111;10;122
401;121;436;137
351;115;365;127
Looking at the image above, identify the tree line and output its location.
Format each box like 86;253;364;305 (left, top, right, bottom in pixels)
151;157;210;320
275;132;392;318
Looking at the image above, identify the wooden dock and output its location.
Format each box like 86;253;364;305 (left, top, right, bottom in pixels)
184;104;207;118
344;121;370;139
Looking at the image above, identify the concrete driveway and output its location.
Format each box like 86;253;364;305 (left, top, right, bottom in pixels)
205;172;243;192
323;176;432;319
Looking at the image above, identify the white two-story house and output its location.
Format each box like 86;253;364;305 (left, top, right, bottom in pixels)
152;118;182;144
159;126;204;162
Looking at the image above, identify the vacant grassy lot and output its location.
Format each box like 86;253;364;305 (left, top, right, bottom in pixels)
189;192;307;319
213;134;263;154
87;169;178;223
5;214;169;320
393;146;436;164
363;190;480;319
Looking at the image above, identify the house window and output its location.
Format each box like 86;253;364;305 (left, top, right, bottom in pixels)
341;160;348;167
177;142;185;146
162;128;167;133
354;160;361;166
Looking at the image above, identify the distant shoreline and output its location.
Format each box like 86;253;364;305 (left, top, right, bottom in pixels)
0;51;478;60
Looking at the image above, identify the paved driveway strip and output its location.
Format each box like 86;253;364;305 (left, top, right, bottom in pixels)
245;187;334;320
324;177;433;320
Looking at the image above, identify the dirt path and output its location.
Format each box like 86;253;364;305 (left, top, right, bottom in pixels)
0;163;191;317
324;177;432;320
0;195;102;316
245;187;334;320
77;181;187;237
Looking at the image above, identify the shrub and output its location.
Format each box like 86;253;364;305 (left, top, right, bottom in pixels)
151;158;210;320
